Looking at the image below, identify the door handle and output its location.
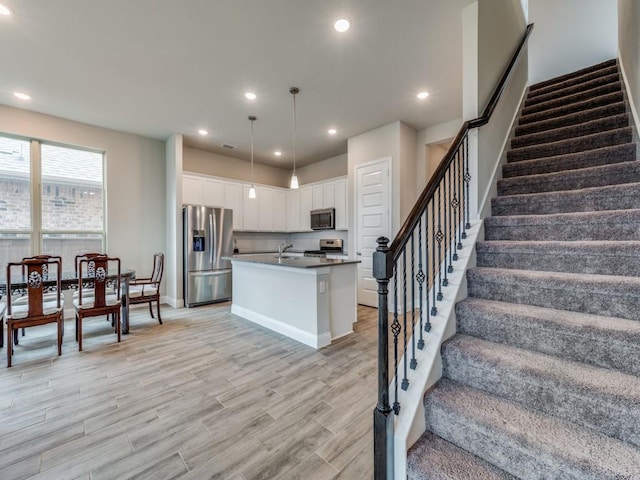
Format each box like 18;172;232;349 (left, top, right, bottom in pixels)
357;252;362;256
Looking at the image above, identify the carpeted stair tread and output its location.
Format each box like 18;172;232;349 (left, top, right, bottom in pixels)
442;334;640;445
467;267;640;321
528;59;617;93
507;126;632;162
407;432;517;480
514;101;627;137
476;240;640;276
502;143;637;178
511;112;629;149
520;81;623;118
424;379;640;479
527;63;619;99
498;160;640;196
483;209;640;241
524;72;620;108
491;181;640;216
456;297;640;377
518;91;625;126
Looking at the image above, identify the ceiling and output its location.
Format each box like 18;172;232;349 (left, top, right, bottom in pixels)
0;1;468;168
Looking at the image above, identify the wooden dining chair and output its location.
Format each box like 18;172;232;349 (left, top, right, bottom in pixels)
6;256;64;367
74;255;121;351
128;252;164;324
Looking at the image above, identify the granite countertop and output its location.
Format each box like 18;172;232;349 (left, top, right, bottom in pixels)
227;254;360;269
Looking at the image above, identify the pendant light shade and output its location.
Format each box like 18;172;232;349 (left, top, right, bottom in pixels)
248;115;257;199
289;87;299;189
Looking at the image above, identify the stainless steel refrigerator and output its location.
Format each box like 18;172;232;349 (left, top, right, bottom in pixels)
183;205;233;307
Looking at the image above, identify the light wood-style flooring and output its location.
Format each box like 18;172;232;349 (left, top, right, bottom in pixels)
0;303;378;479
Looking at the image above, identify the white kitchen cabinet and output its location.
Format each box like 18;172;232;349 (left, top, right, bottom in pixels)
202;178;224;207
272;189;287;231
312;184;324;210
322;182;335;209
286;189;301;232
223;181;244;230
300;186;313;231
258;187;274;231
182;174;203;205
334;178;347;230
243;185;259;231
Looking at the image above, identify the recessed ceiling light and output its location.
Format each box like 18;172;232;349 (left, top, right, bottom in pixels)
0;3;12;16
334;18;350;33
417;91;430;100
245;92;257;100
14;92;31;100
198;129;208;136
328;128;337;135
274;151;282;157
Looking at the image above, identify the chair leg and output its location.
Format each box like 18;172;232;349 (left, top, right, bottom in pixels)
78;316;83;352
7;324;12;368
57;318;63;356
156;300;162;325
116;311;121;343
148;302;155;319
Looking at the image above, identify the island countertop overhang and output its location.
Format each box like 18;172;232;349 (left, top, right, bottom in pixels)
226;254;360;269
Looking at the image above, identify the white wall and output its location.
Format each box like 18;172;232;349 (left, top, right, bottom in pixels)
165;134;183;306
295;153;347;185
529;0;618;84
183;147;290;188
618;0;640;127
0;104;166;286
415;118;462;193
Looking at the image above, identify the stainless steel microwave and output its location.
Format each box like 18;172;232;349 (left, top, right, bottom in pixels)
310;208;335;230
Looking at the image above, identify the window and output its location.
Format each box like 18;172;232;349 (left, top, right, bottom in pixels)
0;134;105;272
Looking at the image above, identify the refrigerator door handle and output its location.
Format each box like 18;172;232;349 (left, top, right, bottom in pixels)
189;269;232;277
209;211;215;266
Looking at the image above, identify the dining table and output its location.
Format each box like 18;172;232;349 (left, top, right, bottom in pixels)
1;268;136;334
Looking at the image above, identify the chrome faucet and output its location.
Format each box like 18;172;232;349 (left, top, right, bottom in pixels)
278;243;293;258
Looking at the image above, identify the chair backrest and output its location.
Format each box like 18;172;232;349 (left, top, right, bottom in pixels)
75;252;104;277
77;255;121;307
151;253;164;286
7;256;62;316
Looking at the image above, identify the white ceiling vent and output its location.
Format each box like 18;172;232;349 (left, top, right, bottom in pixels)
221;143;236;150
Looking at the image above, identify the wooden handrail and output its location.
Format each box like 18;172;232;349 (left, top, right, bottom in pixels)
389;23;534;261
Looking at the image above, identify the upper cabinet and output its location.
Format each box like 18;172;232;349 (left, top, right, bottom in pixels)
182;173;347;232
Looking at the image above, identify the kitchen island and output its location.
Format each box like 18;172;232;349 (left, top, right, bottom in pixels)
229;255;360;348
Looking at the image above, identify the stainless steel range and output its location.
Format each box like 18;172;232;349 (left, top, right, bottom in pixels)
304;239;343;258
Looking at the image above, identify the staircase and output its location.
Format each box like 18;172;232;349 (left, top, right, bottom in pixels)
407;59;640;479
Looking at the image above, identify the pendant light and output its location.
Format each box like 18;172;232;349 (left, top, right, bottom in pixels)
248;115;257;199
289;87;299;189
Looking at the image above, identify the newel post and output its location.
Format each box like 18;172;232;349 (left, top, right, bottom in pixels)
373;236;394;480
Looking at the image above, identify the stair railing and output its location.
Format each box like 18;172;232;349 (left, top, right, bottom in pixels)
373;23;534;480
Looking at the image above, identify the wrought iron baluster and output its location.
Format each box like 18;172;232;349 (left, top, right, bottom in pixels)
410;235;417;368
447;164;454;273
401;251;409;390
417;216;426;345
431;198;438;316
451;153;460;261
456;148;463;251
442;171;449;286
392;263;400;414
436;185;444;301
464;134;471;231
424;210;432;330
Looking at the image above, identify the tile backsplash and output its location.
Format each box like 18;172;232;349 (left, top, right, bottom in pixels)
234;230;348;255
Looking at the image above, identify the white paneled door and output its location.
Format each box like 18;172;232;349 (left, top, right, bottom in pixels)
356;158;391;307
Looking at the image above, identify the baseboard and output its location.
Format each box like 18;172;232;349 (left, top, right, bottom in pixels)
231;304;331;349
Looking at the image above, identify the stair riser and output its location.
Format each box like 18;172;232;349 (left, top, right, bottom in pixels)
511;114;629;150
484;220;640;242
492;187;640;216
518;92;625;126
476;249;640;277
441;344;640;447
455;302;640;377
467;271;640;321
521;82;623;118
507;128;632;163
425;396;598;479
527;64;619;99
515;102;627;137
502;144;637;178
